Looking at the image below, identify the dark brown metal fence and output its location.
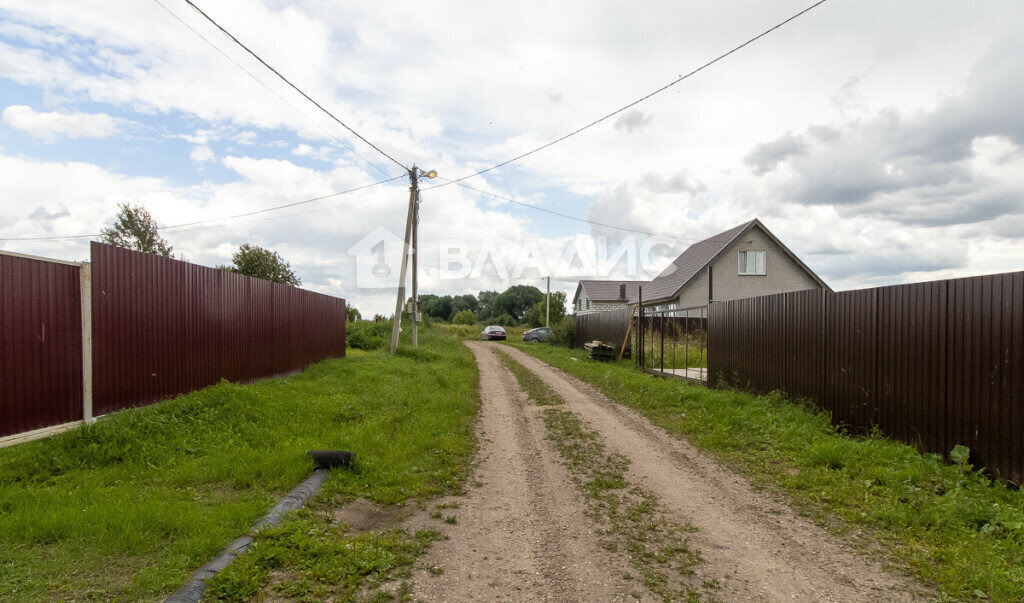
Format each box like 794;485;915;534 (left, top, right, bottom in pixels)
0;244;346;441
575;306;633;353
0;253;83;438
91;242;346;416
708;272;1024;483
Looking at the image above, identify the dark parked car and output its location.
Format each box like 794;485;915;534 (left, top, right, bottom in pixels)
480;325;507;341
522;327;552;342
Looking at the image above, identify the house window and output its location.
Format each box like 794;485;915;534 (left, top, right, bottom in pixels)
738;251;766;275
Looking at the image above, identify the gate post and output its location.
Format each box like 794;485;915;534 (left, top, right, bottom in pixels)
80;262;93;423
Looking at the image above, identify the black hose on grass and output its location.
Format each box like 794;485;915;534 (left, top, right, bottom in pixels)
165;450;356;602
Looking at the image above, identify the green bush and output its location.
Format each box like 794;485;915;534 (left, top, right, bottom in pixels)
491;313;515;327
452;309;477;325
551;315;576;347
347;320;391;350
437;324;481;340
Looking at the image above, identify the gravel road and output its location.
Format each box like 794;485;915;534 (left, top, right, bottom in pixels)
411;341;929;601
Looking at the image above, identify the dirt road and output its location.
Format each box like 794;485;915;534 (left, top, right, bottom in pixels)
412;341;929;601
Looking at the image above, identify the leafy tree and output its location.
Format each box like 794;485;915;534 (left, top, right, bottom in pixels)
346;306;362;322
222;243;301;286
524;291;567;327
494;285;544;321
99;202;173;257
415;294;454;322
452;309;477;325
476;290;499;321
455;294;479;313
448;296;473;320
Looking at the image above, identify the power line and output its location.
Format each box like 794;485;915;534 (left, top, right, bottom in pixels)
427;0;830;190
182;0;409;172
0;175;404;242
437;177;701;242
150;0;394;179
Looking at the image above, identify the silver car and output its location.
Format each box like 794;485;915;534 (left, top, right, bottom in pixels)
522;327;552;342
480;325;507;341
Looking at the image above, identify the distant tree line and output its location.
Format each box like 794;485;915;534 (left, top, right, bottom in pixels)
413;285;567;327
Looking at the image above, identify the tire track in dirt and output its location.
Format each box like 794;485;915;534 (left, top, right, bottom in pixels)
410;342;642;601
499;343;932;602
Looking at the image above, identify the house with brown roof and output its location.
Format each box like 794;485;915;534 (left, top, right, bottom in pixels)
572;280;646;315
573;219;830;314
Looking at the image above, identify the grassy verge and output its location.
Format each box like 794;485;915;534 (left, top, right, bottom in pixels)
504;341;1024;601
206;513;439;602
638;341;708;370
493;349;705;601
0;326;478;600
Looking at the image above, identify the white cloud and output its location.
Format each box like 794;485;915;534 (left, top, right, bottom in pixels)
1;104;122;140
0;0;1022;312
189;145;215;163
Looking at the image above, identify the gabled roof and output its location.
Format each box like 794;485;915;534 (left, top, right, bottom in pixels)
628;218;829;304
573;280;647;304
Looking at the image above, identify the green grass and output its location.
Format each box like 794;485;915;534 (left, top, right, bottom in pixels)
0;326;479;600
206;511;439;602
505;341;1024;601
638;341;708;370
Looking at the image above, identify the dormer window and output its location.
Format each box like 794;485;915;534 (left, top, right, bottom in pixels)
738;251;766;275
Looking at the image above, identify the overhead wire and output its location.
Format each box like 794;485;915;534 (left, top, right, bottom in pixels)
437;176;702;242
149;0;395;179
425;0;830;191
0;175;405;242
182;0;410;172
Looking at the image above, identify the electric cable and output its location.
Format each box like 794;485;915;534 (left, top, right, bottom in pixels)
183;0;409;171
426;0;829;190
0;175;404;242
150;0;395;179
436;176;702;242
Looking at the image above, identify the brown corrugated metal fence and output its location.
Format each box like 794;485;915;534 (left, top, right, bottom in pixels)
0;253;83;438
0;244;346;440
575;306;633;352
90;242;346;416
708;272;1024;483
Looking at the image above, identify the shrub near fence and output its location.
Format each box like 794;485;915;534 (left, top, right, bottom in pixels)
0;244;347;442
708;272;1024;483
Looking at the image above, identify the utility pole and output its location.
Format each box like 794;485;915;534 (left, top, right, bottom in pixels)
410;168;420;347
545;275;550;327
389;167;417;355
389;165;435;355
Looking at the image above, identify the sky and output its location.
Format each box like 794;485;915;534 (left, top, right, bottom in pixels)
1;0;1022;316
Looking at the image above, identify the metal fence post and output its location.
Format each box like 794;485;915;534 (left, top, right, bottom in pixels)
80;261;93;423
660;311;664;374
637;287;643;369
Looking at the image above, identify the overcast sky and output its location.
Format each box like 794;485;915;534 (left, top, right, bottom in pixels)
1;0;1022;315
